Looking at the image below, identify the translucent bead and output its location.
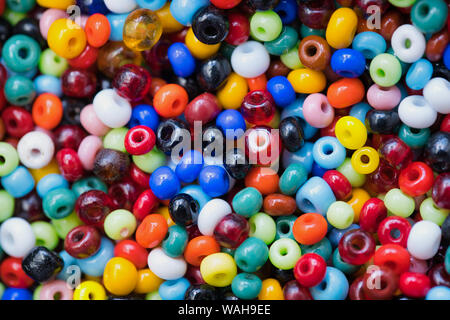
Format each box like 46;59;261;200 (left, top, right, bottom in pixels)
123;9;163;51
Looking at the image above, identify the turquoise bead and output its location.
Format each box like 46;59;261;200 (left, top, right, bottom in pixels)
411;0;448;34
234;237;269;273
264;26;299;56
332;248;359;275
232;187;263;218
445;246;450;275
300;237;333;261
161;225;188;258
4;75;36;106
6;0;36;12
231;273;262;300
221;247;235;256
300;24;325;38
274;215;296;241
2;34;41;73
71;177;108;197
279;163;308;195
43;188;77;219
398;124;430;149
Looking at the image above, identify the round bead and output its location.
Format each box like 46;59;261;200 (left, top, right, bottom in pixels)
407;220;441;260
231;41;270;78
391;24;426;63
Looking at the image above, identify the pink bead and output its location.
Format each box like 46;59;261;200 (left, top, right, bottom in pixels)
409;256;428;274
75;15;89;29
303;93;335;128
39;9;69;39
34;126;56;143
80;104;110;136
39;280;73;300
78;135;103;170
367;84;402;110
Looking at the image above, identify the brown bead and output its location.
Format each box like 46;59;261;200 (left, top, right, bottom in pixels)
149;77;167;97
426;30;449;62
0;118;5;141
298;35;331;71
357;17;380;34
93;148;130;184
263;194;296;216
266;59;290;79
380;9;403;42
97;41;142;78
362;267;399;300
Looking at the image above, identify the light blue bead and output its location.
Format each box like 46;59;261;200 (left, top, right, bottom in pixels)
159;278;190;300
312;136;346;169
310;267;349;300
332;248;359;275
179;185;211;215
231;273;262;300
352;31;387;59
296;176;336;216
282;142;314;173
300;237;332;261
426;286;450;300
36;174;69;198
107;13;128;41
406;58;433;90
1;166;35;198
136;0;166;10
350;102;372;124
34;75;62;97
77;238;114;277
327;224;360;248
281;96;318;140
57;250;78;281
170;0;210;26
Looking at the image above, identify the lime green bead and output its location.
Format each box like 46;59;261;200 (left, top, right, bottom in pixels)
264;26;298;56
132;147;166;173
250;10;283;42
146;291;162;300
0;142;19;177
232;187;263;218
420;197;449;226
388;0;417;7
39;48;69;77
4;75;36;106
0;190;14;223
2;8;27;25
384;188;415;218
326;201;355;229
370;53;402;87
268;238;301;270
104;209;137;240
32;221;59;250
248;212;276;245
337;158;366;187
6;0;35;13
51;211;83;239
103;127;128;153
71;177;108;197
33;284;43;300
280;43;303;70
0;282;5;299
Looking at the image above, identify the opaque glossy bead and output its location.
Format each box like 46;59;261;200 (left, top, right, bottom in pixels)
407;220;441;260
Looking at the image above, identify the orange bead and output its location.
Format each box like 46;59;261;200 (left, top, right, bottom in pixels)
244;167;279;195
247;74;267;91
258;278;284;300
347;188;371;223
184;236;221;267
153;84;188;118
292;212;328;245
32;93;63;130
85;14;111;48
135;214;168;248
327;78;365;109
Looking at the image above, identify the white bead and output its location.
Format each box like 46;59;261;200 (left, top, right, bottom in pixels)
407;220;441;260
391;24;426;63
93;89;132;128
231;41;270;78
197;199;232;236
147;247;187;280
17;131;54;169
423;77;450;114
398;95;437;129
103;0;137;13
0;217;35;258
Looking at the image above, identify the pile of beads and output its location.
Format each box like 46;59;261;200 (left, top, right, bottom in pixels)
0;0;449;301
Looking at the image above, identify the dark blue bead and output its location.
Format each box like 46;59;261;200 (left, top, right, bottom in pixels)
77;0;110;15
168;43;196;78
216;109;246;139
198;165;230;197
266;76;296;108
175;150;204;183
331;48;366;78
312;161;327;177
274;0;298;24
128;104;160;132
443;44;450;70
2;288;32;300
327;224;360;248
150;166;181;200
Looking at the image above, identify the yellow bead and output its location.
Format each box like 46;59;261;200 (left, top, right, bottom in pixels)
37;0;75;10
73;281;106;300
217;72;248;109
326;8;358;49
347;188;371;223
185;28;220;60
103;257;138;296
200;253;237;287
123;8;163;51
351;147;380;174
134;268;164;294
335;116;367;150
156;2;184;34
47;19;86;59
29;159;60;183
155;206;175;227
258;278;284;300
287;68;327;93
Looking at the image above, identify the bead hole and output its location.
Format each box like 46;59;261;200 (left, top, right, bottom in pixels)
320;102;329;113
0;156;5;165
404;39;411;49
204;26;217;37
132;131;145;143
53;292;62;300
57;206;67;214
360;154;370;164
68;37;77;48
279;221;290;234
418;4;429;17
322;144;334;155
299;262;310;274
31;148;41;157
390;228;401;239
161;125;174;141
18;47;29;59
306;46;317;57
407;169;420;181
376;69;385;78
257;27;266;34
72;231;85;243
279;247;288;256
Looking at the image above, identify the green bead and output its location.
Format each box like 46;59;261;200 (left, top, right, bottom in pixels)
6;0;35;13
332;248;359;275
264;26;299;56
280;42;303;70
146;291;162;300
234;237;269;273
279;163;308;195
232;187;263;218
33;284;42;300
39;48;68;77
268;238;301;270
388;0;417;7
411;0;448;33
43;188;77;219
2;8;27;25
132;147;166;173
420;197;449;226
219;42;235;61
248;212;276;245
370;53;402;87
326;201;355;229
71;176;108;197
384;188;415;218
337;158;366;187
0;282;5;299
398;124;430;148
4;75;36;106
250;10;283;42
104;209;137;240
31;221;59;250
2;35;41;73
300;24;326;38
51;211;83;239
0;142;19;177
103;127;128;153
300;237;332;261
162;224;188;258
274;215;296;241
231;273;262;300
0;190;14;222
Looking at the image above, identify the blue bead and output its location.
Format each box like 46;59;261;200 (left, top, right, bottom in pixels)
136;0;167;10
281;97;318;140
282;142;314;173
349;102;372;124
170;0;210;26
1;166;35;198
443;44;450;70
300;237;332;261
34;75;62;97
77;238;114;277
312;136;346;169
274;0;298;24
128;104;160;132
175;150;204;183
310;267;349;300
406;58;433;90
352;31;386;59
295;176;336;216
77;0;110;14
327;224;359;248
2;288;32;300
36;174;69;198
199;165;230;197
180;185;211;213
426;286;450;300
331;48;366;78
266;76;296;108
168;42;196;78
159;278;191;300
107;13;128;41
216;109;246;139
311;161;327;177
150;166;181;200
57;250;78;281
332;248;359;275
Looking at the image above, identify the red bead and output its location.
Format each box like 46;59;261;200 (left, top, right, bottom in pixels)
133;189;159;221
75;190;116;227
184;93;221;126
185;265;206;285
213;213;249;249
293;253;327;288
365;159;399;194
113;64;152;102
398;162;434;197
64;225;101;259
0;62;7;88
124;125;156;156
349;276;366;300
142;39;171;77
399;272;431;298
61;68;97;98
186;224;202;241
108;179;140;211
377;216;411;248
56;148;85;182
68;45;99;69
373;244;410;275
53;124;87;151
298;0;335;29
359;198;388;233
378;136;413;170
129;163;151;189
0;257;34;288
355;0;390;14
283;280;313;300
1;106;34;138
241;90;276;125
114;239;148;269
440;114;450;132
322;170;352;201
338;229;376;265
225;12;250;46
14;190;46;222
428;263;450;288
320;115;341;138
362;266;399;300
211;0;242;9
432;173;450;210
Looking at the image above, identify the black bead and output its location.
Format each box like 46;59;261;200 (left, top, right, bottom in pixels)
0;17;12;43
273;267;295;286
279;116;305;152
171;75;201;101
423;132;450;173
196;54;232;92
76;0;110;15
366;110;400;134
22;247;64;283
223;148;251;180
14;190;47;222
442;215;450;243
169;193;199;226
12;18;46;49
185;284;219;300
243;0;280;11
192;6;228;45
108;293;145;300
156;118;189;155
62;97;87;126
432;62;450;80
